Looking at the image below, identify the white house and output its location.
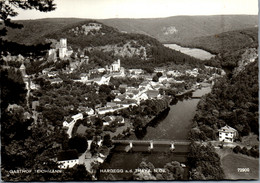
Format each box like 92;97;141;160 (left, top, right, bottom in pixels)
93;75;111;85
80;73;89;81
63;121;70;127
158;76;168;82
72;113;83;121
58;150;79;169
129;69;144;75
85;108;95;116
218;125;238;142
154;68;165;73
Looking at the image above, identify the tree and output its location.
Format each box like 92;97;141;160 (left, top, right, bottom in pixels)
1;68;27;111
233;146;241;154
152;75;159;82
156;72;163;78
1;0;56;56
68;135;88;154
99;84;111;95
163;161;184;180
103;134;112;147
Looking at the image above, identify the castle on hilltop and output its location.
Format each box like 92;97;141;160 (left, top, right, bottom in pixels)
48;38;73;61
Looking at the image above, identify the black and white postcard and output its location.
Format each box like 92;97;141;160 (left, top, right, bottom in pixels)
1;0;258;181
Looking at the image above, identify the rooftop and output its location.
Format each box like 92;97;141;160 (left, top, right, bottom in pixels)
57;149;78;161
218;125;237;133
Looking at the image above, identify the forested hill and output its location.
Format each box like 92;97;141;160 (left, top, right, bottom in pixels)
41;20;205;69
2;18;85;45
193;27;258;71
99;15;258;43
183;27;258;54
190;60;258;141
188;25;259;141
3;15;258;45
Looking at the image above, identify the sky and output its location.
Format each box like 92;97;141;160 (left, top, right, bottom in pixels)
12;0;258;20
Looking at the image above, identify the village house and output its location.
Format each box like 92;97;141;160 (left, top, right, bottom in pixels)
96;107;114;115
48;49;57;62
102;116;116;126
80;73;89;81
92;75;111;85
77;106;94;116
145;75;153;81
158;76;168;83
106;102;117;108
97;68;106;73
218;125;238;143
167;70;182;77
49;77;63;85
128;69;144;75
72;113;83;121
119;84;128;89
47;71;58;78
136;93;149;104
85;108;95;116
111;71;126;78
42;68;52;75
154;68;165;74
185;68;199;77
57;150;79;169
111;90;120;95
89;68;99;74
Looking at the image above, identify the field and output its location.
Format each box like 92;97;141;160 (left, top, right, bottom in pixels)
216;148;259;180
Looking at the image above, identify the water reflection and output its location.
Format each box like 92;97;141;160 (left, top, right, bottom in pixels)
129;86;211;140
98;87;212;180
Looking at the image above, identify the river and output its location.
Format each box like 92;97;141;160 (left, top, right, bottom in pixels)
131;86;211;140
164;43;215;60
97;86;211;180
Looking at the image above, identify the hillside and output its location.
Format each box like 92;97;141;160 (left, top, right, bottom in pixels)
183;27;258;54
99;15;258;43
41;20;205;70
192;27;259;71
190;60;258;141
2;15;258;45
2;18;85;45
188;26;259;142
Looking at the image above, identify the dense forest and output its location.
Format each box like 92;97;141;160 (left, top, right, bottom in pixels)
190;61;258;141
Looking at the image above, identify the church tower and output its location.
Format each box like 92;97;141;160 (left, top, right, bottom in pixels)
19;62;26;77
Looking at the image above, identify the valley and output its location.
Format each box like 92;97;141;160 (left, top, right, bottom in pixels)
1;9;258;182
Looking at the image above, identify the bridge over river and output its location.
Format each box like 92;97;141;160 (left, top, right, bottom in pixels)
112;140;191;153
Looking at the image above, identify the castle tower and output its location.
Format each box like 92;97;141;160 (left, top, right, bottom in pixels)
60;38;67;48
59;38;67;60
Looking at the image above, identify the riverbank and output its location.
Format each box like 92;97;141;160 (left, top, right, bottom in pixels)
96;86;213;180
